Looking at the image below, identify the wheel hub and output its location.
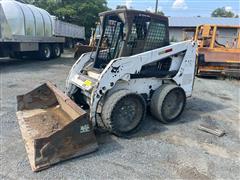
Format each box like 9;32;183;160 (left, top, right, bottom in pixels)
55;47;60;56
44;48;50;58
110;96;144;133
162;89;185;121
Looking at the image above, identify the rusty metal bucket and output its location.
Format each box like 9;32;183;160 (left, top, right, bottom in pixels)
16;82;98;172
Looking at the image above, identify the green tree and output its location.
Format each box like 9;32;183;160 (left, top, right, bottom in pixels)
24;0;108;38
24;0;57;13
146;10;165;16
157;11;165;16
211;7;235;17
116;5;127;9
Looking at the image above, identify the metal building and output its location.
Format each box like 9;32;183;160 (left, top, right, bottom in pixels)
169;17;240;43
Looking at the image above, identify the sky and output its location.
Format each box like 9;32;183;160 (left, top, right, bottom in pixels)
107;0;240;17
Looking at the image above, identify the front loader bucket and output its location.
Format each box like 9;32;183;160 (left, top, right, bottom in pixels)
16;82;98;172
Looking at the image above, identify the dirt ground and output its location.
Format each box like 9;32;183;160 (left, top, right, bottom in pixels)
0;51;239;179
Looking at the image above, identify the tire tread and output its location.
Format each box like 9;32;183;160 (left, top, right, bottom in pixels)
150;84;186;123
101;90;146;137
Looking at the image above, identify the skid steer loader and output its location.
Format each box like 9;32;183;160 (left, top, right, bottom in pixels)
16;9;197;172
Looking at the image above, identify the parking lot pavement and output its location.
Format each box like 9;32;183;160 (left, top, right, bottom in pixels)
0;52;239;179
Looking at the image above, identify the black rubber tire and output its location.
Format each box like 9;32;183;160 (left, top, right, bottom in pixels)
101;90;146;137
39;44;51;60
52;44;61;58
150;84;186;123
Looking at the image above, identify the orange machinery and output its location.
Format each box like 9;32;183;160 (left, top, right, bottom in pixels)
194;24;240;77
74;23;102;59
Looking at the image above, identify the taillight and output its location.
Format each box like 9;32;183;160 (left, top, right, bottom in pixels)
165;48;173;53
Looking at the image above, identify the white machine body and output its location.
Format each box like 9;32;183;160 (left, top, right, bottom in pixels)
66;40;197;125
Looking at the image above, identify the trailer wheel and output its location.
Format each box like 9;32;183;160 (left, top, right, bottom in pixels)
39;44;51;60
150;84;186;123
52;44;61;58
101;90;146;137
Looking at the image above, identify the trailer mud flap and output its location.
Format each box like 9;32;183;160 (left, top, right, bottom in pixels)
16;82;98;172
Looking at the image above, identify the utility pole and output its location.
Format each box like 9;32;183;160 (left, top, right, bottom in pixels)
155;0;159;14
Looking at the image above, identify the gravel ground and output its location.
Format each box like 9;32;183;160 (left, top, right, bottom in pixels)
0;51;239;179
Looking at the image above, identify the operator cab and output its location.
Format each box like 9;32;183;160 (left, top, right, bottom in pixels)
93;9;169;69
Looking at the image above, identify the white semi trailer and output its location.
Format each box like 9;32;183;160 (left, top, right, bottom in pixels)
0;0;85;60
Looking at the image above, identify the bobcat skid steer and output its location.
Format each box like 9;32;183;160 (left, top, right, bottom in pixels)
16;9;197;172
